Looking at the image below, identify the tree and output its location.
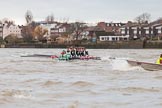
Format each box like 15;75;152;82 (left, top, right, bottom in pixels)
25;10;33;24
135;13;151;24
21;22;38;43
0;37;4;44
2;18;15;27
21;26;34;42
72;22;87;40
45;14;54;23
50;35;59;41
33;26;48;41
4;34;23;44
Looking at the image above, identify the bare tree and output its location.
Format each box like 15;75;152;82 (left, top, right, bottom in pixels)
45;14;54;23
135;13;151;24
25;10;33;24
2;18;15;25
72;22;87;40
21;22;38;42
33;26;48;41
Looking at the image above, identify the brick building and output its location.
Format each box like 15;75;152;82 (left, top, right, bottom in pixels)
97;22;125;35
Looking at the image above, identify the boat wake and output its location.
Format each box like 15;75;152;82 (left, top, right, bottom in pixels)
2;89;34;99
110;58;143;71
100;56;114;61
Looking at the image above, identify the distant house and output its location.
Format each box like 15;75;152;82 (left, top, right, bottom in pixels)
39;22;57;37
3;24;22;39
120;22;142;39
96;22;130;42
97;22;125;35
120;19;162;39
153;23;162;37
83;26;106;40
50;23;70;36
37;21;71;39
50;28;60;36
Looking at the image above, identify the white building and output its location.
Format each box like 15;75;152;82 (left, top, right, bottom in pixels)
40;23;57;37
3;24;21;39
155;24;162;34
99;35;129;41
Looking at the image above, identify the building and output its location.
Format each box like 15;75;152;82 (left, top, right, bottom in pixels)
97;22;125;35
39;22;57;37
50;23;70;36
3;24;22;39
120;19;162;39
99;35;129;41
120;22;142;39
83;26;106;40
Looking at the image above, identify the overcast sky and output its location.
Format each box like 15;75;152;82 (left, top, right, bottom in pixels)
0;0;161;24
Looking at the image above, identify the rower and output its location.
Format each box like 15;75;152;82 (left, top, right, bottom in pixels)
71;48;76;58
66;50;71;60
76;47;80;57
61;50;66;57
156;54;162;64
80;48;85;56
85;50;89;56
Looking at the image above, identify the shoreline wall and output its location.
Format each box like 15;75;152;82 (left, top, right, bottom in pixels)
3;41;143;49
2;41;162;49
144;41;162;48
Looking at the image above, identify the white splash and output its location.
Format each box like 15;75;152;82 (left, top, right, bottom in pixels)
111;59;142;71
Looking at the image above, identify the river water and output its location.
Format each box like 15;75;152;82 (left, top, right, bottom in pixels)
0;48;162;108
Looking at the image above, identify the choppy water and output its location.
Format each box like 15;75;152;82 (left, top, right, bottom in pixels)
0;48;162;108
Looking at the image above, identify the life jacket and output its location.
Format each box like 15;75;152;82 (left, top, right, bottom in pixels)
156;57;162;64
66;52;71;59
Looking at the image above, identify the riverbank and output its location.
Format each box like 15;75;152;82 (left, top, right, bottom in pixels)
1;41;162;49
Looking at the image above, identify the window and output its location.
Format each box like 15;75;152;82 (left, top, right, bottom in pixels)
101;37;104;41
124;38;128;40
121;30;125;34
146;30;149;34
112;38;116;41
127;31;129;34
158;29;161;34
116;37;118;41
107;37;109;40
134;30;137;34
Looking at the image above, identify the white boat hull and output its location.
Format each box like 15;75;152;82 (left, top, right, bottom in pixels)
127;60;162;71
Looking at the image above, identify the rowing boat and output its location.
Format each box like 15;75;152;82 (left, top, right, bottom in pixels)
21;54;56;58
21;47;100;61
21;54;100;60
127;60;142;66
127;60;162;71
58;56;101;60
